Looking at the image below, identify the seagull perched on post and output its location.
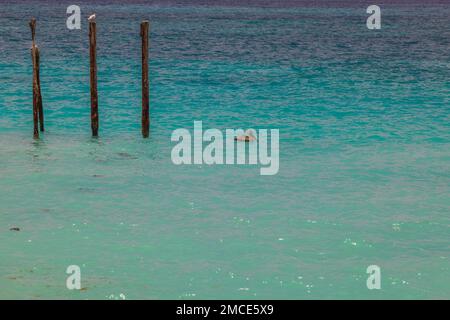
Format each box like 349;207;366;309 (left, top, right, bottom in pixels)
88;13;96;22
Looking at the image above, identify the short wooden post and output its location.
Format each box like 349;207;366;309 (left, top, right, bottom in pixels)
140;21;150;138
89;16;99;137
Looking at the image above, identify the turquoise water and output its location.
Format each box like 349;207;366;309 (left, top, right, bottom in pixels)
0;1;449;299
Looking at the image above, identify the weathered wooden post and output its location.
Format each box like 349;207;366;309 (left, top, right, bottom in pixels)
89;14;99;137
29;18;43;138
31;54;39;139
36;47;44;132
140;21;150;138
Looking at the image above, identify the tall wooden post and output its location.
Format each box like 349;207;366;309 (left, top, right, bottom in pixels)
89;16;99;137
29;18;42;138
36;47;44;132
31;50;39;139
140;21;150;138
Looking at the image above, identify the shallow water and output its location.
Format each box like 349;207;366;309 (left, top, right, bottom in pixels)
0;1;449;299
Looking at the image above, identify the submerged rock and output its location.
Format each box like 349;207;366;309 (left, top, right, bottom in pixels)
117;152;138;159
9;227;20;231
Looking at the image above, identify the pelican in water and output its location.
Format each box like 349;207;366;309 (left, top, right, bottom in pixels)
235;129;257;142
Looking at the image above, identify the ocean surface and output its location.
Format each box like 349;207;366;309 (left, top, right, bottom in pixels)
0;0;449;299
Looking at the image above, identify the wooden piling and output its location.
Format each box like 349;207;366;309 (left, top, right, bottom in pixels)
29;18;41;138
36;47;44;132
30;48;39;139
140;21;150;138
89;17;99;137
31;51;39;139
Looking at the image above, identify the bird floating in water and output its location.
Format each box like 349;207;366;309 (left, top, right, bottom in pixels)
235;129;257;142
88;14;96;22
